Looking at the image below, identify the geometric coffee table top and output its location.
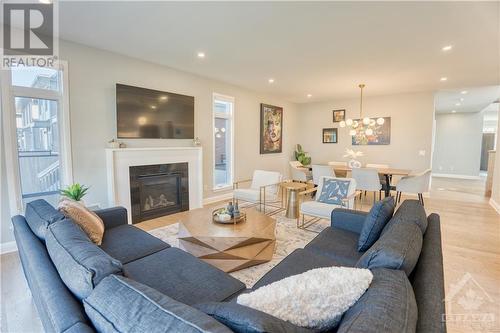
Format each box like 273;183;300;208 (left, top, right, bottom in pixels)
178;207;276;272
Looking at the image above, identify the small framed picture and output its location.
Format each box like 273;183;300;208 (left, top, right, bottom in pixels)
333;109;345;123
323;128;338;143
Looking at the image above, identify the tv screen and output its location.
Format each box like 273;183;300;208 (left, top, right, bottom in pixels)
116;84;194;139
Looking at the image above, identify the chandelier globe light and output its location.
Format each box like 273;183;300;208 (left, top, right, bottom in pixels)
340;84;385;136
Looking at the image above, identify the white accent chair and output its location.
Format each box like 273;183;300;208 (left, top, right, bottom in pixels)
289;161;312;182
352;168;382;206
298;176;357;229
233;170;283;214
311;164;335;186
396;169;432;206
328;161;348;178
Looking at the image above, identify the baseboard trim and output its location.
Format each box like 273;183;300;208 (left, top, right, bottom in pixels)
489;198;500;215
203;192;233;205
432;173;481;180
1;241;18;255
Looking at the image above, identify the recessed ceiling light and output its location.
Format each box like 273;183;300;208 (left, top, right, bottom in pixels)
460;98;464;102
39;0;52;3
268;78;275;84
440;77;448;82
159;95;168;101
455;103;461;106
150;105;157;109
451;110;457;113
461;90;468;94
307;94;312;98
197;52;205;58
442;45;453;52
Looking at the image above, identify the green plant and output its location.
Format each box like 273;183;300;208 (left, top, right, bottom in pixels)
294;144;311;166
60;183;89;201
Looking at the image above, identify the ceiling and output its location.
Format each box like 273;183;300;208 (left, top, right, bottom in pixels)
7;1;500;102
435;86;500;114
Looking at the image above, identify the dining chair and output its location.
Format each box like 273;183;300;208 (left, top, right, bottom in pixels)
396;169;432;206
233;170;283;214
289;161;312;182
311;164;335;186
328;161;348;178
351;168;382;207
366;163;391;199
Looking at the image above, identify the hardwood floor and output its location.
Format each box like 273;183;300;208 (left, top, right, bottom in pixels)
1;177;499;332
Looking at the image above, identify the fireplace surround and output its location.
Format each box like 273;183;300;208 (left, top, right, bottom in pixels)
129;163;189;224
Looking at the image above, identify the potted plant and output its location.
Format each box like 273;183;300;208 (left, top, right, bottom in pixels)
60;183;89;204
294;144;311;166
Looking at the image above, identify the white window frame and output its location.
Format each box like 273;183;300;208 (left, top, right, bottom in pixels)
212;93;234;191
1;61;73;215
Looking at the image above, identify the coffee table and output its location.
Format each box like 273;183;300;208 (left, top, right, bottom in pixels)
178;207;276;272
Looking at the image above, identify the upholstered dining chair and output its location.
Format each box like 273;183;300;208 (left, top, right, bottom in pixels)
366;163;392;199
297;176;357;229
351;168;382;208
328;161;348;178
396;169;432;206
233;170;283;214
289;161;312;182
311;164;335;186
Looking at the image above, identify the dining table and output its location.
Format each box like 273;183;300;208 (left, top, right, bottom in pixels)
331;166;412;198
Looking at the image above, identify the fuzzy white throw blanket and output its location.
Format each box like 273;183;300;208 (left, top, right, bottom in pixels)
237;266;373;330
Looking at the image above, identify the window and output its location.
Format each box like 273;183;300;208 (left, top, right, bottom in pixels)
213;94;234;190
1;64;72;213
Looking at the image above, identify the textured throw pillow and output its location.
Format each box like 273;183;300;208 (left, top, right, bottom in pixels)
58;199;105;245
357;196;395;251
237;267;373;331
317;179;351;205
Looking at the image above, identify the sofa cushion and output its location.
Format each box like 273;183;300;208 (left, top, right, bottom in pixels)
382;199;428;236
195;302;314;333
100;224;170;264
58;199;105;245
123;247;245;305
25;199;65;241
337;268;418;333
356;221;422;276
84;275;232;333
253;248;341;290
46;219;123;300
238;267;373;331
317;178;351;205
358;196;394;251
303;227;363;266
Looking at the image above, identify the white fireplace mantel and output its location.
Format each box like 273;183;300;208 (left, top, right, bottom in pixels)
105;147;203;223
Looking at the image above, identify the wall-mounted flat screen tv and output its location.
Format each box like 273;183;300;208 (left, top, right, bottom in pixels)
116;84;194;139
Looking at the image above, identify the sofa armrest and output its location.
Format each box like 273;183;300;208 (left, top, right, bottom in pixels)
94;207;128;229
331;208;368;234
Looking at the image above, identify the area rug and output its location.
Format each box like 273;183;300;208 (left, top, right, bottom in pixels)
148;211;330;288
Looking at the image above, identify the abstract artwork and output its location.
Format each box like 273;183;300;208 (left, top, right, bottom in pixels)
260;103;283;154
352;117;391;145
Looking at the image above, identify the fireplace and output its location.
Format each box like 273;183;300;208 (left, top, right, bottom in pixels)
129;163;189;224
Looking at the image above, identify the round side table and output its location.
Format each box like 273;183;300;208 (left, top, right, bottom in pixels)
281;182;308;219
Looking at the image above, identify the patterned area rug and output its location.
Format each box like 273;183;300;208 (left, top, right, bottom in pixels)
148;211;330;288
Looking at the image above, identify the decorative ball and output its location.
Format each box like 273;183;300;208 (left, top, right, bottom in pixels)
377;117;385;125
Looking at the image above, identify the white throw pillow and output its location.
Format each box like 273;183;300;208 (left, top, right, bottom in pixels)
237;266;373;330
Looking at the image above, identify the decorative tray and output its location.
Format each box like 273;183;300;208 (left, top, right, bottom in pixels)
212;208;246;224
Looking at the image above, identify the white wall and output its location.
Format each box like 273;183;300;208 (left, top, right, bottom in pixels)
295;92;435;171
59;40;298;208
432;112;484;177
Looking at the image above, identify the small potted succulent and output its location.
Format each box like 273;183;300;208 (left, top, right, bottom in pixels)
60;183;89;205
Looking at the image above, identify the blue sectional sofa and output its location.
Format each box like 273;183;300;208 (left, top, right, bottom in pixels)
12;199;446;333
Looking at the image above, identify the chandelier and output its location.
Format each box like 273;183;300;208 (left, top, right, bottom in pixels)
339;84;385;136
